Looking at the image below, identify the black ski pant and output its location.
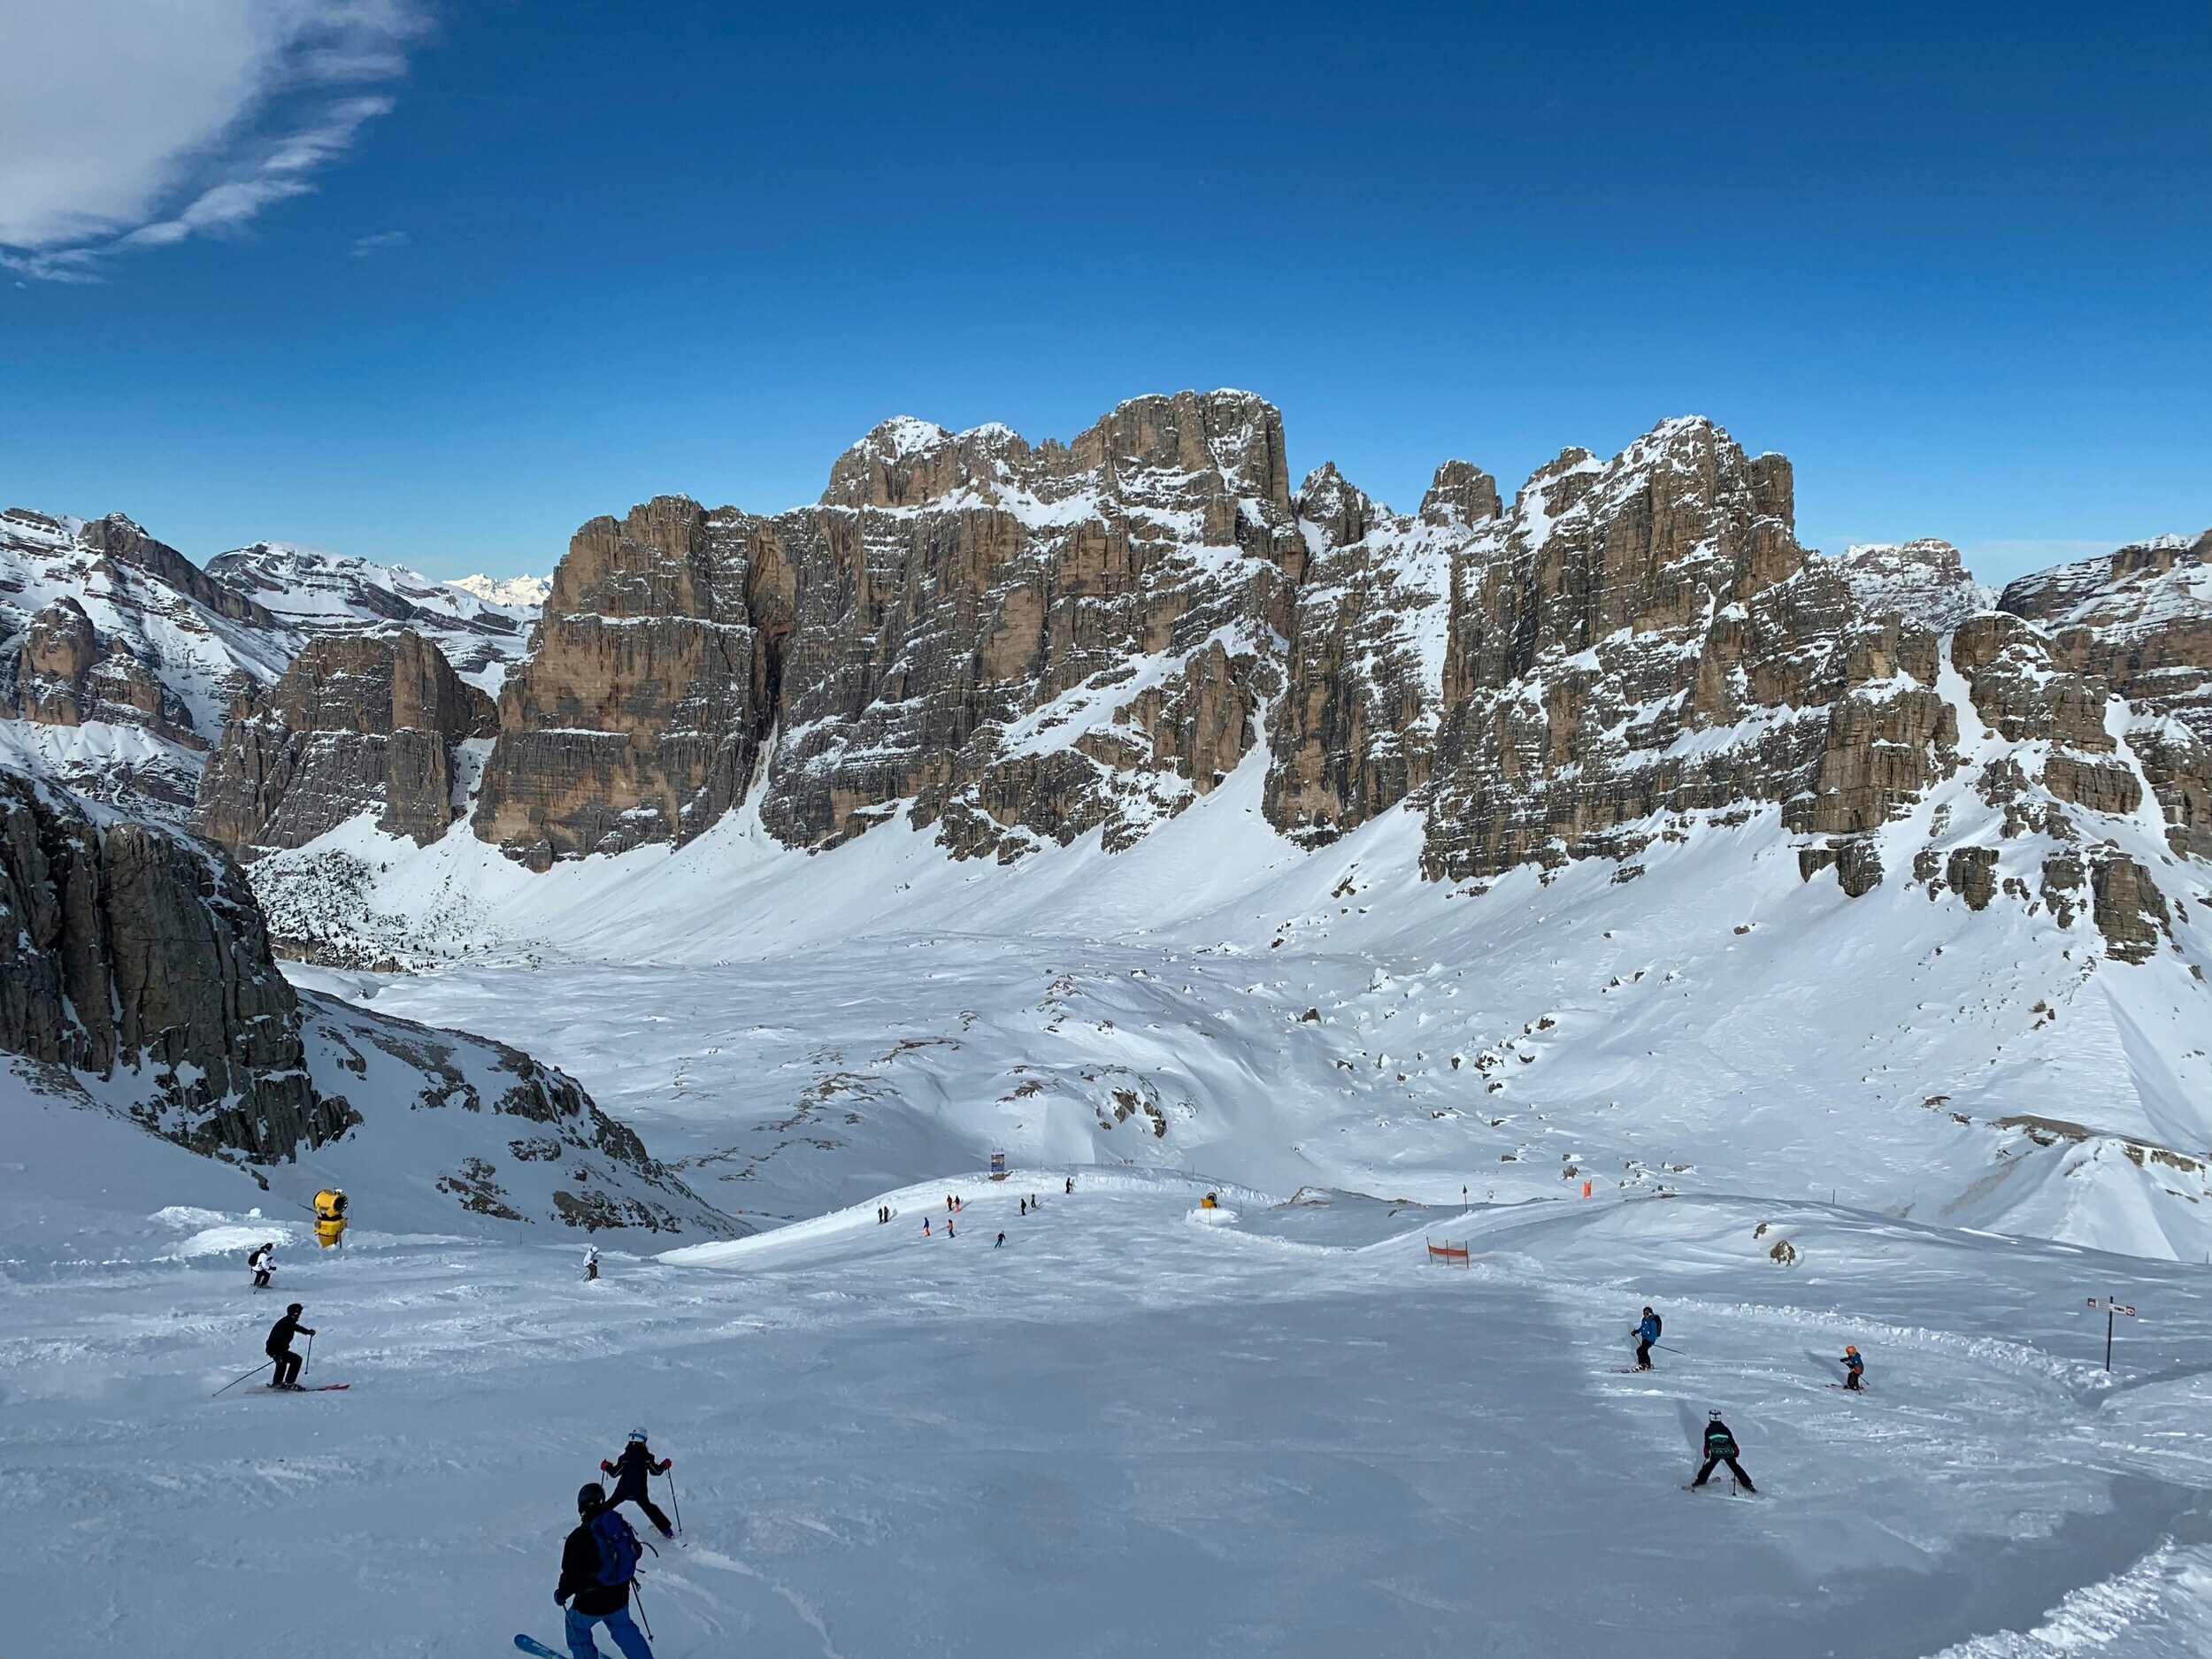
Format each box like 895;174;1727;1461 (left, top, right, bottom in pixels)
271;1349;303;1388
1844;1372;1862;1391
1635;1340;1654;1368
614;1485;672;1535
1693;1455;1754;1492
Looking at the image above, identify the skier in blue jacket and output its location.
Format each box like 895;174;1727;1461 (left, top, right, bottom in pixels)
1839;1345;1865;1390
556;1483;653;1659
1634;1307;1662;1371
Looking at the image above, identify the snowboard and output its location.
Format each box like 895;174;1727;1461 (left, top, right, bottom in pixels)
515;1639;563;1658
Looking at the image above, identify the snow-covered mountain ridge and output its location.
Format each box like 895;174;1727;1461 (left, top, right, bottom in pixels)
4;394;2208;1262
0;508;542;824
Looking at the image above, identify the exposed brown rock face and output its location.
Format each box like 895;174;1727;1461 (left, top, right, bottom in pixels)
469;495;771;869
1421;418;1849;879
1951;612;2143;817
1265;461;1479;846
9;596;204;745
0;768;337;1158
2089;849;2171;964
474;391;1302;864
1999;531;2212;856
196;631;496;858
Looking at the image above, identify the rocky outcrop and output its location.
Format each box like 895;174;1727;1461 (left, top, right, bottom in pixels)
1999;531;2212;856
9;595;204;745
2089;848;2172;964
1837;540;1996;633
0;768;335;1158
1951;613;2142;817
470;495;768;868
1264;462;1479;846
473;390;1302;864
1420;418;1850;879
1;764;736;1230
196;631;496;857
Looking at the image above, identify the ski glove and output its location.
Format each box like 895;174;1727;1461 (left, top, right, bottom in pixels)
657;1460;672;1474
601;1461;615;1473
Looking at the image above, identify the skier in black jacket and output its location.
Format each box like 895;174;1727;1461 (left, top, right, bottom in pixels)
557;1483;653;1659
1691;1411;1756;1493
265;1304;315;1390
599;1429;675;1538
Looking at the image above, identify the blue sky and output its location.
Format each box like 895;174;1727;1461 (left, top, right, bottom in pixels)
1;1;2206;581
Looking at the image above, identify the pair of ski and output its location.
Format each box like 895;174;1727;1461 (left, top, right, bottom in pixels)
270;1382;349;1392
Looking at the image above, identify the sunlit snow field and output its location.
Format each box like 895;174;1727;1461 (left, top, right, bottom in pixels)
10;751;2212;1655
5;1123;2212;1657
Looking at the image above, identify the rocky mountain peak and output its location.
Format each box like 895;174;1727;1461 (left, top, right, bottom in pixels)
1294;463;1378;549
818;418;1033;511
1419;459;1501;527
1837;539;1996;633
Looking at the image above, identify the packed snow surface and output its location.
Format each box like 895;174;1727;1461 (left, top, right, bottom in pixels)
8;1077;2212;1656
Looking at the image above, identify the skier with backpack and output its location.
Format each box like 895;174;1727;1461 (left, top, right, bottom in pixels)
1691;1411;1756;1493
555;1482;654;1659
248;1241;275;1290
265;1303;316;1389
1633;1307;1662;1370
582;1246;600;1283
1839;1345;1865;1390
599;1429;675;1538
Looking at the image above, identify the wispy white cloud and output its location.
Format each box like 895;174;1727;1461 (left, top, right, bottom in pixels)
0;0;426;279
350;227;409;257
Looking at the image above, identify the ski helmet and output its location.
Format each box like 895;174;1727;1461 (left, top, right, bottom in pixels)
577;1481;605;1516
627;1427;649;1443
1845;1345;1858;1356
287;1302;303;1314
1709;1409;1724;1419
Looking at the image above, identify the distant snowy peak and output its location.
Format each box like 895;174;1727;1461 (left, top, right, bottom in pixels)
449;572;551;608
1837;539;2000;633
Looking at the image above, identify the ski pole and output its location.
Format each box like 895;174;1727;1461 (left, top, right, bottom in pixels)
631;1583;655;1640
663;1467;683;1535
303;1330;315;1378
211;1359;273;1397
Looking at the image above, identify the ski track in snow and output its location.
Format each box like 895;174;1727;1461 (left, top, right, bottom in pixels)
7;1124;2212;1656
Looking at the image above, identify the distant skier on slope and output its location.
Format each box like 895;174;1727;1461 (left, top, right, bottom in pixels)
583;1246;600;1282
1691;1412;1755;1493
249;1241;275;1290
1065;1176;1073;1194
1839;1345;1865;1391
265;1303;315;1389
556;1482;654;1659
599;1429;675;1538
1633;1307;1662;1371
995;1232;1006;1248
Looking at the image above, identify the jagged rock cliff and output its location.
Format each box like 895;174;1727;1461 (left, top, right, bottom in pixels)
0;767;335;1158
0;768;733;1231
196;630;497;858
474;391;1304;865
1999;532;2212;859
1421;419;1849;879
145;393;2206;973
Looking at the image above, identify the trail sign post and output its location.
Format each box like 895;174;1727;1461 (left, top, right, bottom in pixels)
2086;1296;2137;1371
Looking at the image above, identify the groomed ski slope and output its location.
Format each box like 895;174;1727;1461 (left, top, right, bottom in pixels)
6;1096;2212;1659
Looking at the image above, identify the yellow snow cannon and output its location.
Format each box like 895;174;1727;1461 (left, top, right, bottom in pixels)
313;1188;349;1248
